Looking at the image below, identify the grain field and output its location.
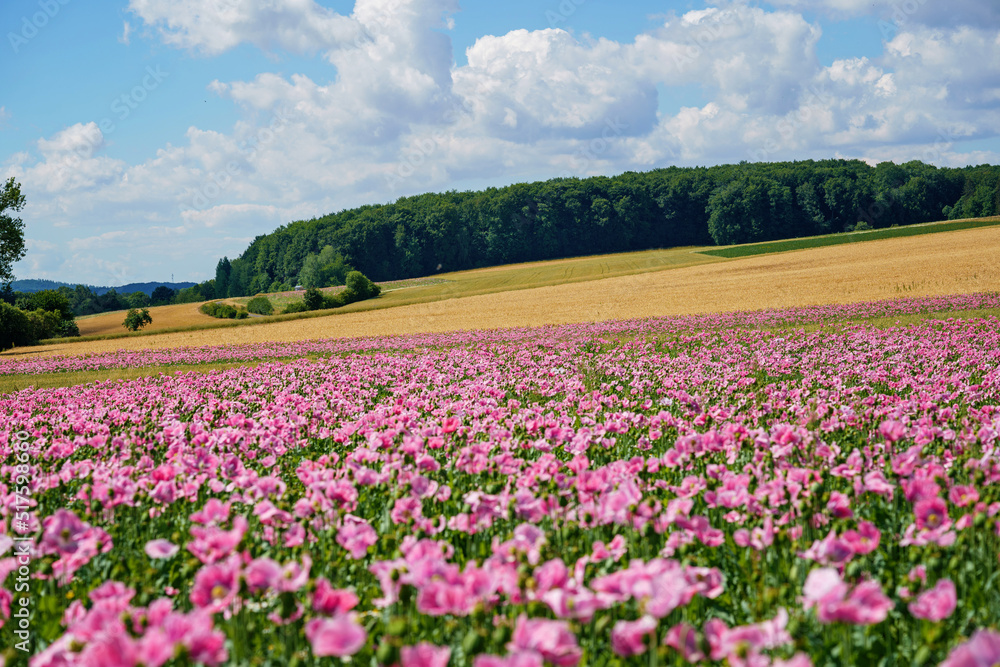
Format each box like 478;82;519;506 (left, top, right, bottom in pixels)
8;225;1000;360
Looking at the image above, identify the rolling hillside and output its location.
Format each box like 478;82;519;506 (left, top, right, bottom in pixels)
6;221;999;360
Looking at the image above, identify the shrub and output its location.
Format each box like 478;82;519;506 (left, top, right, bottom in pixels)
322;292;346;309
27;308;63;340
199;302;246;319
0;301;33;350
344;271;377;302
123;308;153;332
284;272;380;314
59;319;80;338
246;296;274;316
303;287;325;311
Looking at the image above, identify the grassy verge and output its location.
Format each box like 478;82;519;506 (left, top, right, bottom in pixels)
698;217;1000;259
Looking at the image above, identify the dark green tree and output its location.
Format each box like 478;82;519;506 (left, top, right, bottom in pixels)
343;271;380;304
303;287;325;311
37;290;73;320
215;257;232;298
123;308;153;332
0;178;27;285
150;286;176;304
0;301;32;350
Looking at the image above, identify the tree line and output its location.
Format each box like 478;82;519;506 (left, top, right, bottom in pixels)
1;284;183;317
195;159;1000;298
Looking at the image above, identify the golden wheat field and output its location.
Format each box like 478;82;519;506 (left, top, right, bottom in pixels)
7;224;1000;360
74;302;223;337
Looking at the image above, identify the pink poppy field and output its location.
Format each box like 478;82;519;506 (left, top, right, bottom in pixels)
2;293;1000;666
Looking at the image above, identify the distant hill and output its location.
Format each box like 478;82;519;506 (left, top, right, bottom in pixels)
11;279;196;296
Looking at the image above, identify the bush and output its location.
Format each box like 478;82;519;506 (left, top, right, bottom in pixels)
246;296;274;316
303;288;325;311
59;319;80;338
200;301;249;320
322;292;346;309
27;308;64;340
283;272;381;314
0;301;34;350
123;308;153;332
279;272;381;315
344;271;378;302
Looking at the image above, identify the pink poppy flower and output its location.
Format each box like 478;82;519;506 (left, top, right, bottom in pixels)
144;539;179;559
337;515;378;559
610;615;658;657
908;579;957;622
949;485;980;508
941;630;1000;667
803;568;893;625
190;499;231;525
243;557;282;594
392;497;424;524
77;633;140;667
189;557;240;613
136;629;175;667
827;492;853;519
474;653;544;667
705;609;792;661
89;581;135;606
841;522;880;555
509;615;581;667
401;642;451;667
664;623;706;663
835;580;894;625
914;497;949;531
39;509;88;555
277;554;311;593
313;578;359;615
305;614;367;657
187;516;248;564
878;419;906;443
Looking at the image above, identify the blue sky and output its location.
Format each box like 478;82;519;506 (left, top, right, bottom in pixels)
1;0;999;285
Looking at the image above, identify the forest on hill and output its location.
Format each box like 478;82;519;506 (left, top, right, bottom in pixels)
193;159;1000;299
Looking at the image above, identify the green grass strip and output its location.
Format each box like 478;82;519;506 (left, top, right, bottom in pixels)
698;217;1000;259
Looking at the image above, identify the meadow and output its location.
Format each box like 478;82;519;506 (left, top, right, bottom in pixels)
2;292;1000;666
